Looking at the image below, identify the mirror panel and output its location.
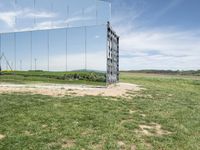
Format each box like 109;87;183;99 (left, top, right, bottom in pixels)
0;33;15;70
16;31;31;71
86;25;107;72
49;28;66;71
0;0;111;33
32;30;48;71
67;27;85;71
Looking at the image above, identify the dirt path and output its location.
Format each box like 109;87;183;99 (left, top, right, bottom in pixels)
0;83;141;97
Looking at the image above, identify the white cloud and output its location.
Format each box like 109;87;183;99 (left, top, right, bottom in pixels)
0;7;93;32
0;9;56;28
0;11;18;27
151;0;184;22
23;10;56;19
118;27;200;70
33;16;93;30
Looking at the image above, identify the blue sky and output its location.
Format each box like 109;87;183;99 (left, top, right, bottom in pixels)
109;0;200;70
0;0;200;71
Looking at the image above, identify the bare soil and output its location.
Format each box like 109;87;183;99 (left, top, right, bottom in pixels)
137;123;171;136
0;134;5;140
0;83;141;97
131;144;137;150
117;141;126;149
61;139;75;148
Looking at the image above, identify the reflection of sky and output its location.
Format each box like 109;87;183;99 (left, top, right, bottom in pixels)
0;0;111;33
0;25;107;71
0;0;109;71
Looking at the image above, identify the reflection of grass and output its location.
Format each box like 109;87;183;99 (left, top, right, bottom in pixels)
0;71;106;85
0;72;200;149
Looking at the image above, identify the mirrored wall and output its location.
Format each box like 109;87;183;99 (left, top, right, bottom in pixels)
0;25;107;72
0;0;111;33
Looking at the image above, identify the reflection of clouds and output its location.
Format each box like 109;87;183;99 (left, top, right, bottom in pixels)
95;35;100;39
0;9;56;28
34;16;93;30
71;5;95;16
0;3;99;33
0;12;94;33
0;11;17;27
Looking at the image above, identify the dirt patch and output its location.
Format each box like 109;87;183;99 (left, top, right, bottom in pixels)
131;144;137;150
0;83;141;97
120;119;134;125
47;142;58;148
129;110;137;114
117;141;126;149
24;131;33;136
0;134;5;140
144;142;152;149
140;114;146;117
42;124;48;128
81;129;94;136
61;139;75;149
117;141;137;150
66;83;141;97
91;143;103;150
137;123;171;136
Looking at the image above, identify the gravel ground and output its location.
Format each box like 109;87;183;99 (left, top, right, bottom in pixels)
0;83;141;97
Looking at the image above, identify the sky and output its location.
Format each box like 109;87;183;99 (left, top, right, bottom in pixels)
0;0;200;71
109;0;200;70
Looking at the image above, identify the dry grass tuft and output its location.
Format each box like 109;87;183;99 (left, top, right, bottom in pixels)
131;144;137;150
137;123;171;136
117;141;126;149
0;134;5;140
61;139;75;149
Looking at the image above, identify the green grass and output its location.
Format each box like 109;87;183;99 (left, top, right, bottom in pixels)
0;71;106;86
0;72;200;149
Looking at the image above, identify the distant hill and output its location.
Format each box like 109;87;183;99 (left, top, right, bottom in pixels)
121;70;200;76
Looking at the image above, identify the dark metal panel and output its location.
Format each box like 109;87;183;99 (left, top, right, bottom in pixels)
106;22;119;84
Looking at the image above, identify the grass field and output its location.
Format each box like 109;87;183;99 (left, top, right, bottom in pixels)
0;72;200;150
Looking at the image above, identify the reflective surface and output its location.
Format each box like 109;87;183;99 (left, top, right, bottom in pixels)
0;25;107;72
0;0;111;33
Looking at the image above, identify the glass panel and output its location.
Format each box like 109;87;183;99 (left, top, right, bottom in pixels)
0;0;16;33
0;33;15;70
35;0;52;30
67;0;96;27
51;0;68;28
15;0;34;31
67;27;85;71
49;28;66;71
82;0;97;26
86;25;107;72
0;0;111;33
0;24;108;83
97;0;111;25
16;31;31;71
32;30;48;71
